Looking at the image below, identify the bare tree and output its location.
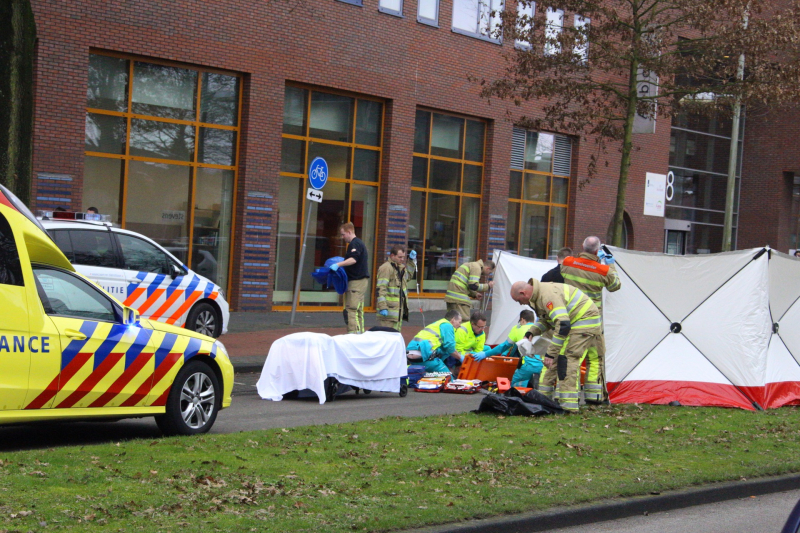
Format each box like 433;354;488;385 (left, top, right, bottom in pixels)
480;0;800;245
0;0;36;206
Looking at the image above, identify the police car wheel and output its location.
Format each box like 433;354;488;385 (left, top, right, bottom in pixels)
155;360;220;436
187;302;221;338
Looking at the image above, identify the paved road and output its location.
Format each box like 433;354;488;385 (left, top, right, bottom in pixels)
0;373;483;451
548;489;800;533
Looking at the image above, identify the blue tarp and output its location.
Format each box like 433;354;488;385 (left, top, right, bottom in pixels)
311;256;349;294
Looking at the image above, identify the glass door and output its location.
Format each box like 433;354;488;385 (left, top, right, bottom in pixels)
665;230;686;255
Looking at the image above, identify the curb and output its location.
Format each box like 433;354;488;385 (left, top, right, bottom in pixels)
409;472;800;533
232;361;264;374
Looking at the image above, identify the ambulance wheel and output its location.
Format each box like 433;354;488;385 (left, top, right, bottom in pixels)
399;383;408;397
156;360;220;436
187;302;221;338
363;389;372;395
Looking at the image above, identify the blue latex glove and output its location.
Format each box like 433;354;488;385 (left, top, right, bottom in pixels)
378;309;389;316
472;351;487;362
604;253;615;265
330;263;339;272
408;250;417;260
598;249;615;264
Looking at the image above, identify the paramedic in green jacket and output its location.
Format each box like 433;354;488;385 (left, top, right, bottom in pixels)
452;310;491;369
473;309;543;387
406;310;462;376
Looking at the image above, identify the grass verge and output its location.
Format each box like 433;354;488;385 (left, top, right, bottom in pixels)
2;404;800;532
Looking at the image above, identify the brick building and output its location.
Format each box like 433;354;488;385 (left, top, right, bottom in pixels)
27;0;800;312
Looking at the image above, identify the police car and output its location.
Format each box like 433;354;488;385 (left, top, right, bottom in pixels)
0;185;233;435
39;214;229;338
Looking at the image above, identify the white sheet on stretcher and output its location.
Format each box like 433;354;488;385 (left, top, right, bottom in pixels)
256;331;407;404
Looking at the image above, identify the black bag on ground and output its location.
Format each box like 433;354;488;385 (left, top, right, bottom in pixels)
474;387;564;416
368;326;399;333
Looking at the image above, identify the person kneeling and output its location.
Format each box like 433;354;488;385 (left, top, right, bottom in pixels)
406;310;463;377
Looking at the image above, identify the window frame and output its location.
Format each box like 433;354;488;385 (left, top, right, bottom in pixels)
515;1;536;50
573;14;590;63
417;0;439;26
507;128;571;260
336;0;363;5
411;108;487;296
544;7;564;56
451;0;504;44
84;50;242;299
277;83;385;310
378;0;403;17
32;264;122;324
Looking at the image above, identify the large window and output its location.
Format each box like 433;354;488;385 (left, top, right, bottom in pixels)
452;0;503;41
506;128;572;259
667;113;744;253
275;86;382;308
84;53;240;291
411;110;485;294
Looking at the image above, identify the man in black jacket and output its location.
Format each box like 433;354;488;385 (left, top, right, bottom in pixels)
540;247;572;283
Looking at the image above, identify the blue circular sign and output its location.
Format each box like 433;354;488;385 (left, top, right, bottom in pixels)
308;157;328;190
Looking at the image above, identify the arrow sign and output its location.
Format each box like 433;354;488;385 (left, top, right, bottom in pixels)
307;188;323;203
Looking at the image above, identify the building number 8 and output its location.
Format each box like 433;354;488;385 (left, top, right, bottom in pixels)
666;171;675;201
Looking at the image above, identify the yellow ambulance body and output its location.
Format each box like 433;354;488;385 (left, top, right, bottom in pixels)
0;185;233;435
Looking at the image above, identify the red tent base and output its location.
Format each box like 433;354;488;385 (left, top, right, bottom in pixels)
608;380;756;411
741;382;800;409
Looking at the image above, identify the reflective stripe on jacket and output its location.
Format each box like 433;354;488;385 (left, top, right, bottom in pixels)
375;259;409;319
445;260;487;304
560;253;621;310
455;324;486;355
526;279;601;358
414;318;450;353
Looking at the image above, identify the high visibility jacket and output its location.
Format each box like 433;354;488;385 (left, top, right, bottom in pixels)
414;318;457;355
455;324;487;355
484;322;535;357
526;279;601;358
560;253;621;311
445;260;488;304
375;259;410;321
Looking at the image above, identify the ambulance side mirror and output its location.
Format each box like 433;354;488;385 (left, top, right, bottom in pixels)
123;306;140;326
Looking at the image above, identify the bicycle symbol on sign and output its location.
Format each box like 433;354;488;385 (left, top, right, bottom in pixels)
310;164;327;181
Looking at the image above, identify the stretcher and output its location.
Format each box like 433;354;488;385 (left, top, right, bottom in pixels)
256;331;408;404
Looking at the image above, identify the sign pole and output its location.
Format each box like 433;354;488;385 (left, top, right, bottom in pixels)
290;198;314;326
289;156;328;326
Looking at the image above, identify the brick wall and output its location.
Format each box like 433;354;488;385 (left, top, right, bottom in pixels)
739;105;800;252
27;0;734;309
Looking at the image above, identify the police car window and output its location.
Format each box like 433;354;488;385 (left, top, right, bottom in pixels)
116;234;169;274
50;230;75;262
0;213;23;286
33;268;117;322
68;230;117;268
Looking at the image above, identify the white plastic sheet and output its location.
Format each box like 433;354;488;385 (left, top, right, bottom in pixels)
256;331;407;404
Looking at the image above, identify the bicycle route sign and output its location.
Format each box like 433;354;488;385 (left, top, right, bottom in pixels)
308;157;328;190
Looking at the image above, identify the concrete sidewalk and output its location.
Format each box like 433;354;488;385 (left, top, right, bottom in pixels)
222;310;434;372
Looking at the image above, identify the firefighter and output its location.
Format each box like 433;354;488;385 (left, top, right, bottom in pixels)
406;310;463;376
560;236;621;403
375;245;414;331
445;259;495;322
474;309;543;388
510;279;603;412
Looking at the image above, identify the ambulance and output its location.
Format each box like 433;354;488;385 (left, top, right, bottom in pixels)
0;184;233;435
39;215;229;338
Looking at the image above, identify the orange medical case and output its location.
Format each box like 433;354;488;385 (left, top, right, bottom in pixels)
458;355;518;382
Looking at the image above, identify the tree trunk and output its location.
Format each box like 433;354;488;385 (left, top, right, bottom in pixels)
610;58;640;248
0;0;37;206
